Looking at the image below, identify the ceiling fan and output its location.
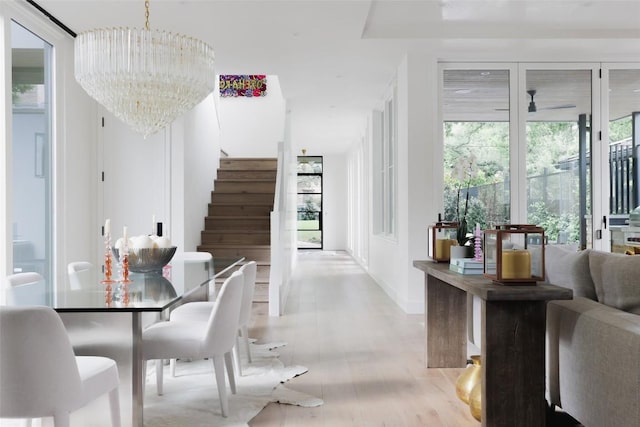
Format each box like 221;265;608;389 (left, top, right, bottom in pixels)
527;89;576;113
495;90;577;112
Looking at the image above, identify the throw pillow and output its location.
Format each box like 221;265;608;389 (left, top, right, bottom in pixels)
589;250;640;315
544;245;596;300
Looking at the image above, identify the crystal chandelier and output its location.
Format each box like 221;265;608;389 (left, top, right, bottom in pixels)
74;0;215;138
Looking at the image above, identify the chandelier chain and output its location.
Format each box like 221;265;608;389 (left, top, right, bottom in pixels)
144;0;150;30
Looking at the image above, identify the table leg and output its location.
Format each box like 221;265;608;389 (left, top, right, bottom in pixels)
481;300;547;427
131;312;144;427
425;274;467;368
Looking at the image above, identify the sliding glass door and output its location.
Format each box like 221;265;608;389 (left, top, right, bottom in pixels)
524;68;593;248
10;20;53;303
605;66;640;253
441;63;602;250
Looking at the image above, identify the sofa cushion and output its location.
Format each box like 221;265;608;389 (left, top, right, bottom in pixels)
589;250;640;315
544;245;596;300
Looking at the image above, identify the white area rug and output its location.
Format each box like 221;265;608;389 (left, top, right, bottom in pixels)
144;341;323;426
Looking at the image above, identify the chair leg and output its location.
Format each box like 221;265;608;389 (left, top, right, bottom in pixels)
240;325;252;363
109;387;122;427
224;351;237;395
155;359;164;396
212;356;228;417
233;337;242;377
170;358;177;377
53;411;70;427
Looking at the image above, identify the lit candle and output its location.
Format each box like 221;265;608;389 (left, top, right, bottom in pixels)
435;238;456;260
104;218;110;236
501;250;531;280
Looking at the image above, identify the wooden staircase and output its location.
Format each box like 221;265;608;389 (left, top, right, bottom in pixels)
197;157;277;302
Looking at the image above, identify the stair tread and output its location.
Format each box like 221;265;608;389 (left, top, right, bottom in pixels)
202;228;271;234
216;178;276;182
209;202;273;206
199;243;271;248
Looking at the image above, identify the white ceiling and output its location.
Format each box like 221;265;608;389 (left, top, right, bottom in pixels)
31;0;640;153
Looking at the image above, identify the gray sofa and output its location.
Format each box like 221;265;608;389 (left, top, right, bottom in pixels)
545;246;640;427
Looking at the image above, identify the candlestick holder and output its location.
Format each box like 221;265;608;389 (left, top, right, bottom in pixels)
474;228;483;262
118;241;133;285
101;233;115;284
105;282;113;307
121;282;130;306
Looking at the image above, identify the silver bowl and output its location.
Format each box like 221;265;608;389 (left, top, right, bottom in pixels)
112;246;177;273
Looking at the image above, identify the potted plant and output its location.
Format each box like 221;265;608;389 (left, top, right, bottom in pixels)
451;156;476;258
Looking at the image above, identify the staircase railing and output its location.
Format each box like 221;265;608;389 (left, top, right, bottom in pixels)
269;141;296;316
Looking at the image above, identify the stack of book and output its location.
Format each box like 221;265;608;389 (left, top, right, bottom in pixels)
449;258;484;275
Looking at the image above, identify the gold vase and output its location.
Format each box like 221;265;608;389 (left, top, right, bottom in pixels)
455;355;481;404
469;382;482;421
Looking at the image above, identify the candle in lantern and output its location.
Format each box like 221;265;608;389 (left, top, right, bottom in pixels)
435;238;456;260
501;249;531;280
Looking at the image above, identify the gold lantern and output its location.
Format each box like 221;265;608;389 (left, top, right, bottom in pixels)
428;221;459;262
483;224;545;285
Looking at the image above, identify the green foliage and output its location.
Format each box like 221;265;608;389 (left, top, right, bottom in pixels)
443;121;582;245
299;199;319;220
609;116;632;143
527;201;580;243
526;122;578;175
12;83;34;103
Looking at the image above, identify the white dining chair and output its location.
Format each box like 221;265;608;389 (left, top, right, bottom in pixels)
67;261;93;290
4;272;45;306
169;261;258;375
142;270;244;417
0;305;121;427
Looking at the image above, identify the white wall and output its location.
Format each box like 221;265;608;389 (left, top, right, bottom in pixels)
218;75;285;157
364;53;441;314
322;153;348;251
179;95;221;251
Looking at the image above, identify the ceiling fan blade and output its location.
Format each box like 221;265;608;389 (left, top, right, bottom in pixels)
539;104;576;110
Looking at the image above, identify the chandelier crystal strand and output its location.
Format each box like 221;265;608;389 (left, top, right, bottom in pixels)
74;26;215;138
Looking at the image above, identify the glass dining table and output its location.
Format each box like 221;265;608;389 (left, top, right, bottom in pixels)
49;256;244;427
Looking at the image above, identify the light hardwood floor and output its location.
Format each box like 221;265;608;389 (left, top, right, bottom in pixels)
248;250;478;427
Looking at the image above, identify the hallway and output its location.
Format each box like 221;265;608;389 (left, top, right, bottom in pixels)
249;250;476;426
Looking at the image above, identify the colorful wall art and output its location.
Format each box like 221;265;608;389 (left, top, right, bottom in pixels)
220;75;267;97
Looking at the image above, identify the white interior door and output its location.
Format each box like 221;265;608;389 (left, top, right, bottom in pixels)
101;110;170;245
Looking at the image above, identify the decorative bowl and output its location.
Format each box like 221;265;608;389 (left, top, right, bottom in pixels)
112;246;177;273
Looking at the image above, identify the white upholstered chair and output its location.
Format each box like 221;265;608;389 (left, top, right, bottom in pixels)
67;261;92;290
4;272;45;306
169;261;258;375
0;305;121;427
142;270;244;417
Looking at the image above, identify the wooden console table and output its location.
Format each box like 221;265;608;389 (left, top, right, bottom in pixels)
413;261;572;427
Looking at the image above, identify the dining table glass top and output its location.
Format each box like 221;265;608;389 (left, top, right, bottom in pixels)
52;256;244;312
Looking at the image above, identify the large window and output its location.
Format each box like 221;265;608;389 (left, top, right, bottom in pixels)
10;20;53;303
373;86;397;237
442;69;511;233
442;64;604;250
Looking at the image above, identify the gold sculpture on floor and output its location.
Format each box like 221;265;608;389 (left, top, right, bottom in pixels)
469;382;482;421
455;355;481;404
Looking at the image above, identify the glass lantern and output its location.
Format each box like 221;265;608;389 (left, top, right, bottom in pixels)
483;224;545;285
428;221;459;262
